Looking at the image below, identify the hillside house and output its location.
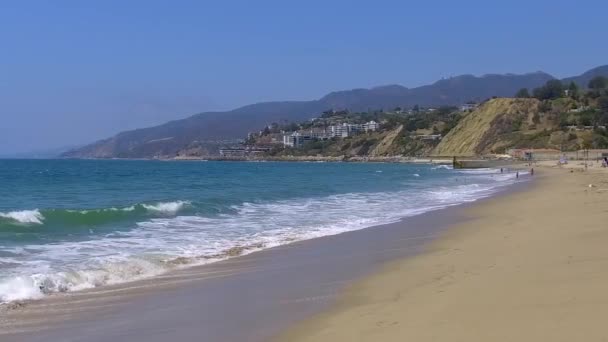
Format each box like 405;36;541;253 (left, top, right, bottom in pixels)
460;102;479;111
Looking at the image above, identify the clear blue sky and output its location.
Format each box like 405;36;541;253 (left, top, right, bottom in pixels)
1;0;607;154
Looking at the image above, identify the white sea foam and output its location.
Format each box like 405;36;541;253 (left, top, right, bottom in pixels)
0;169;526;303
0;209;44;225
431;164;453;170
142;201;190;214
0;277;45;302
68;206;136;214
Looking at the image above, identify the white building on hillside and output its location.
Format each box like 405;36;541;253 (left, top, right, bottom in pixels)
460;102;479;111
283;129;331;148
283;132;313;148
363;120;379;132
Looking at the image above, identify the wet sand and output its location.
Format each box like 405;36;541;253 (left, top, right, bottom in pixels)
0;191;501;342
278;166;608;342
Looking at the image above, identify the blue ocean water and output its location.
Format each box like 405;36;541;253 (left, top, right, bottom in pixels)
0;159;524;302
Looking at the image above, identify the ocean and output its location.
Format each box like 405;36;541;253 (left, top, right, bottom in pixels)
0;159;525;303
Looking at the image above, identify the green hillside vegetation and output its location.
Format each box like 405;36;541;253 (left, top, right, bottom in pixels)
252;107;463;158
248;76;608;159
434;76;608;156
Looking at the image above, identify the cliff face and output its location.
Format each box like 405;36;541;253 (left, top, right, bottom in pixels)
432;98;542;156
368;125;404;156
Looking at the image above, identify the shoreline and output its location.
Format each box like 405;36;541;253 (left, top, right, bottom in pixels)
277;165;608;341
55;155;455;164
0;172;527;342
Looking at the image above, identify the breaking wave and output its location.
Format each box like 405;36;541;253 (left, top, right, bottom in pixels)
0;201;191;229
0;210;45;225
141;200;190;214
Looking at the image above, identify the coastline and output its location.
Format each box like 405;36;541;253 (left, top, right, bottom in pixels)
57;155;455;164
0;171;525;342
277;165;608;341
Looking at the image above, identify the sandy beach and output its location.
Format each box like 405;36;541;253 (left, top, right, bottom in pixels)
277;164;608;341
2;163;606;341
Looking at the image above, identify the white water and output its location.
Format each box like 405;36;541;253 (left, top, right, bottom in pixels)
0;209;44;225
0;201;192;227
141;200;191;214
0;169;525;303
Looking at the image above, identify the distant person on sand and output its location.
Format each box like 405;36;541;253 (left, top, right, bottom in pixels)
603;157;608;168
500;168;503;173
531;168;534;176
516;171;519;179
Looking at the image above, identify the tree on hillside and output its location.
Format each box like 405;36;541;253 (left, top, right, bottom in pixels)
567;81;579;99
321;109;335;118
588;76;608;90
515;88;530;98
533;80;564;100
599;95;608;112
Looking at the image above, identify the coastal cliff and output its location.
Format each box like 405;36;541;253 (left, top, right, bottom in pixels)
432;98;541;156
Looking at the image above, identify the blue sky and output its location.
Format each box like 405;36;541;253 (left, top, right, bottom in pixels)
1;0;607;154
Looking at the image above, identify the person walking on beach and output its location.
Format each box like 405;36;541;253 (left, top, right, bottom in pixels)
531;168;534;176
516;171;519;179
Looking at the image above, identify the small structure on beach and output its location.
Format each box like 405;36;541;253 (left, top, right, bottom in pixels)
507;148;561;161
508;148;608;161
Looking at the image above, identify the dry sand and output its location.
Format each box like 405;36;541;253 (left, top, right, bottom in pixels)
278;165;608;341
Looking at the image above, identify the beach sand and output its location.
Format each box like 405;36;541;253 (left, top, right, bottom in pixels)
277;166;608;341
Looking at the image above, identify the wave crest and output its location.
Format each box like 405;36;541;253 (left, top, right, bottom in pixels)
0;201;191;229
0;210;44;225
141;201;190;214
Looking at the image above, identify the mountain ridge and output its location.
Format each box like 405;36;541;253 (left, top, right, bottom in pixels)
63;65;607;158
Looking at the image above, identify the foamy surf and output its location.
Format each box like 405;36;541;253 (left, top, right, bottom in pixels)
431;164;453;170
0;161;530;304
0;167;526;304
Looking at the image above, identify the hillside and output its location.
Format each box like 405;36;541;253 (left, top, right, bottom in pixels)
562;65;608;88
267;125;439;159
258;82;608;160
432;93;608;157
62;67;608;159
62;101;322;158
432;98;542;156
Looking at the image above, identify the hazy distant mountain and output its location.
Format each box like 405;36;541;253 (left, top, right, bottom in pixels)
1;145;79;159
62;66;606;158
319;71;553;111
562;65;608;88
